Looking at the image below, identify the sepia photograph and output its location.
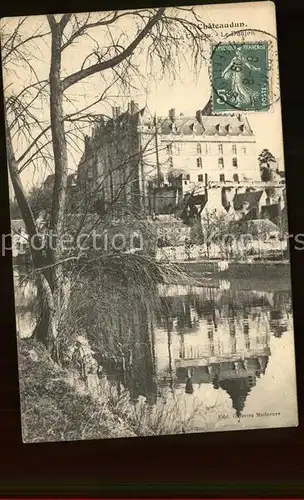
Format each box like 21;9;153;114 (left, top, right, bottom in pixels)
0;0;298;443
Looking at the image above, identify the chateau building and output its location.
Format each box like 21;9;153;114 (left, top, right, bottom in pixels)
158;104;260;194
76;100;261;213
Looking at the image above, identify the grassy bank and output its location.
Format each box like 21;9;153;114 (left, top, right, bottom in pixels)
18;338;136;443
18;338;207;442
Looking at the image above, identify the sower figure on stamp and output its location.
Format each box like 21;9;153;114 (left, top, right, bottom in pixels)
222;47;261;107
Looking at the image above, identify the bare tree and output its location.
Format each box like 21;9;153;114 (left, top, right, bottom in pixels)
1;8;209;359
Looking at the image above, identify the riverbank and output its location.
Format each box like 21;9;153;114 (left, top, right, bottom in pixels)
18;339;136;442
19;337;202;442
178;259;291;280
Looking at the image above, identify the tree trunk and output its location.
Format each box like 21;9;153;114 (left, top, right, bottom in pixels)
48;19;69;330
5;116;57;352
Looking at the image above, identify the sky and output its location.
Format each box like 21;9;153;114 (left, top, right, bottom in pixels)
2;1;284;192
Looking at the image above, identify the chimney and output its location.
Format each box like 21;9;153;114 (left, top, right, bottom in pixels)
169;108;176;122
196;110;203;124
128;100;139;115
205;187;224;211
112;106;121;118
222;187;235;211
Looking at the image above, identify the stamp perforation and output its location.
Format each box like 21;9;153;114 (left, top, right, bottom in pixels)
207;33;279;116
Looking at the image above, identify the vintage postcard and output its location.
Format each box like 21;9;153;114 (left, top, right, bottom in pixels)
1;1;298;442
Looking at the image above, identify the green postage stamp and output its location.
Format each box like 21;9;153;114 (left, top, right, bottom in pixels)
211;42;269;112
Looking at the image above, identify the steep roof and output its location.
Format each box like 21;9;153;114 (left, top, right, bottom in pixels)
233;190;264;211
160;110;253;137
219;377;255;417
160;114;253;137
261;204;280;222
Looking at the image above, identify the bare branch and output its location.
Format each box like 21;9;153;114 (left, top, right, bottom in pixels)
61;7;166;90
61;11;119;51
59;14;72;32
47;15;57;31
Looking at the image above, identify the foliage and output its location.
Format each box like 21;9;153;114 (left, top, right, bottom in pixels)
258;148;276;165
258;148;278;182
27;185;53;219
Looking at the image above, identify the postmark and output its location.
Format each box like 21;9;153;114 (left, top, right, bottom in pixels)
212;41;269;112
210;29;280;114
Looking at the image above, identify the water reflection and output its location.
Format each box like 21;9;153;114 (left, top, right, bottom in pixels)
101;281;292;418
15;272;293;422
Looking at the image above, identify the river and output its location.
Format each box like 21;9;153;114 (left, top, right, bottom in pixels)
15;272;298;434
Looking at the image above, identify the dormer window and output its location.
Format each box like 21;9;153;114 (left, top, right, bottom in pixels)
215;124;220;133
239;124;245;133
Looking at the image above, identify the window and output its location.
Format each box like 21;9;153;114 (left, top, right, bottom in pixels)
169;157;173;168
197;143;202;154
232;144;237;154
242;146;247;154
233;174;239;182
218;143;223;154
266;197;271;205
219;174;225;182
232;157;238;168
197;157;203;168
198;174;204;182
218;157;224;169
186;174;190;181
166;144;172;155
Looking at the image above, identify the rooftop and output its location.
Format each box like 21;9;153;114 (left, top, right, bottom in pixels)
159;113;253;137
233;191;264;211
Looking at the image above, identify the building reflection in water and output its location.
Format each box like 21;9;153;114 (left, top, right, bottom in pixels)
100;282;292;417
